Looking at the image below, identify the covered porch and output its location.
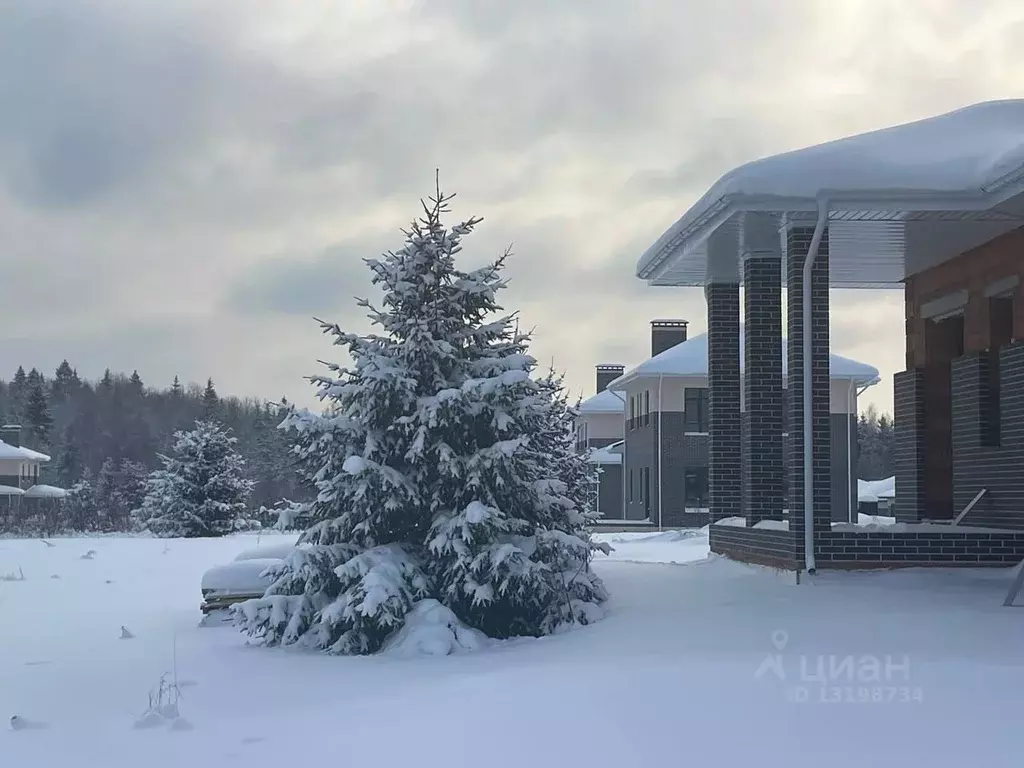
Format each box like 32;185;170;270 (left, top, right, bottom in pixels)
635;99;1024;571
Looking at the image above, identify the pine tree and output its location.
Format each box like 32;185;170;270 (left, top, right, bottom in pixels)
54;423;82;488
24;382;53;447
136;419;254;538
202;378;219;416
65;468;96;531
236;183;606;654
52;360;79;402
128;370;145;395
170;376;183;397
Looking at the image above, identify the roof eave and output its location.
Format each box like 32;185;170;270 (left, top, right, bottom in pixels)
636;182;1023;283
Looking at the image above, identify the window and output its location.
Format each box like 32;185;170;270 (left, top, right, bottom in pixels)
684;467;709;508
644;390;650;427
629;395;635;430
628;469;634;502
684;388;709;432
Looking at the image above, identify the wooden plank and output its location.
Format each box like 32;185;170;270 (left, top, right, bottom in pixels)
1003;561;1024;607
951;488;987;527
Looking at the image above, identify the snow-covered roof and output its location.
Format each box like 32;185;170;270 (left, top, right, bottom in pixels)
24;484;67;499
637;100;1024;287
588;446;622;465
858;477;896;503
0;441;50;462
0;484;25;496
607;329;880;390
578;388;626;415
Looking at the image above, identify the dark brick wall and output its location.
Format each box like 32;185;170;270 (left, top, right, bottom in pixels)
710;524;1024;569
625;411;710;527
0;474;23;489
949;342;1024;530
709;526;799;569
705;282;741;522
587;437;621;449
786;227;832;536
817;529;1024;568
651;320;688;357
741;255;784;526
596;464;623;519
596;365;626;394
894;369;927;522
623;416;656;521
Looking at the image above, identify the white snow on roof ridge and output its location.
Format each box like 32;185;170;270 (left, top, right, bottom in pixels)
607;328;879;389
0;440;50;462
578;388;626;414
638;99;1024;275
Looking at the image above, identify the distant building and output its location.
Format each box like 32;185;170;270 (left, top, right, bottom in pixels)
576;321;879;527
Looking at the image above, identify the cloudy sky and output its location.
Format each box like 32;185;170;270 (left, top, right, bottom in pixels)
1;0;1022;411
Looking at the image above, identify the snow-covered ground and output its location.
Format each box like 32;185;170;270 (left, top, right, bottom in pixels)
2;530;1021;767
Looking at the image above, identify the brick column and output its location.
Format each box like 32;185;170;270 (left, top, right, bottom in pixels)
786;227;832;553
742;256;784;526
705;282;741;523
893;369;926;522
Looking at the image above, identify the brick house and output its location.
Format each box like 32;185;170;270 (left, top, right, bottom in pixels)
631;99;1024;571
0;424;64;525
575;321;879;526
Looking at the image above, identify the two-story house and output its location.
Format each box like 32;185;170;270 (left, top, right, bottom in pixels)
577;320;880;527
0;424;62;521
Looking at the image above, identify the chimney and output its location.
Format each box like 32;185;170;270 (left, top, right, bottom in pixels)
651;319;688;357
1;424;21;447
596;364;625;393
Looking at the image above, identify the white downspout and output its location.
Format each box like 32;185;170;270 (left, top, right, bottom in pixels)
846;379;855;524
802;200;829;574
658;374;664;531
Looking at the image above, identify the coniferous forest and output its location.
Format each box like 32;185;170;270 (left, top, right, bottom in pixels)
0;364;309;534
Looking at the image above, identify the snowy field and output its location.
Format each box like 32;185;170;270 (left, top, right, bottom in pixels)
2;530;1021;767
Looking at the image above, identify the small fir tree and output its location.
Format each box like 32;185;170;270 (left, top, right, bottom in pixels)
135;419;254;537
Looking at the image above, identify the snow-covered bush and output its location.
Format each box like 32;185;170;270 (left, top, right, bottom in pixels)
236;181;607;654
135;420;255;538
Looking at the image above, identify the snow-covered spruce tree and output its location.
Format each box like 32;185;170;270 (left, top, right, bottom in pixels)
236;182;606;654
136;420;254;538
424;338;608;638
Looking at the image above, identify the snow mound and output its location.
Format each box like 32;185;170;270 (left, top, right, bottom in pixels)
201;559;281;595
383;599;489;658
601;530;704;544
233;543;301;562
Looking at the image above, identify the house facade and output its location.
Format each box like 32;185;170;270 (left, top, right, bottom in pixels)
0;424;49;490
629;100;1024;571
575;321;879;527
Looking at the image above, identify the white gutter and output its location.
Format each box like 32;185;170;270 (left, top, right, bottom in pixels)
802;200;829;574
657;374;664;531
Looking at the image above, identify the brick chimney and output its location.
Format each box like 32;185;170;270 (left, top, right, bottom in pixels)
1;424;21;447
651;319;688;356
596;364;625;393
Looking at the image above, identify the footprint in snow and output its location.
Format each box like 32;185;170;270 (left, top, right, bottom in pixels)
50;574;61;579
10;715;48;731
24;660;51;667
120;626;135;640
80;550;97;560
241;736;264;745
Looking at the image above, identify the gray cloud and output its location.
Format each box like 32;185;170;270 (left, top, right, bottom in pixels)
0;0;1021;413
